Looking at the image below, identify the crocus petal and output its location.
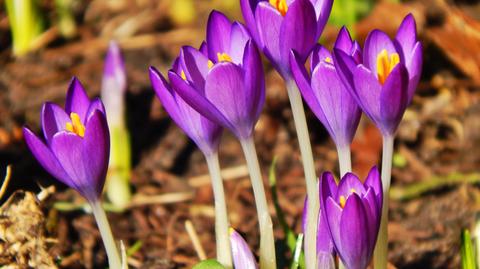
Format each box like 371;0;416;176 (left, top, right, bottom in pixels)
229;22;251;64
255;2;283;68
338;194;370;269
41;102;70;144
313;0;333;38
82;111;110;200
395;14;417;61
351;65;382;120
321;171;338;199
230;229;258;269
334;26;354;53
311;62;361;146
280;0;317;65
317;251;335;269
317;210;335;254
243;40;265;125
23;127;71;184
179;46;210;90
207;11;232;61
65;77;91;121
406;42;423;104
362;188;381;250
379;63;409;135
335;173;366;200
332;49;357;90
103;41;126;93
324;197;342;252
199;41;208;56
205;63;252;138
240;0;261;45
363;30;398;74
86;98;106;122
169;71;236;132
310;45;332;70
364;166;382;197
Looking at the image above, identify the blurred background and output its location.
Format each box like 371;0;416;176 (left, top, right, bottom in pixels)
0;0;480;268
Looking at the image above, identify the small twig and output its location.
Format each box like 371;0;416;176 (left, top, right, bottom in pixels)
390;172;480;201
0;165;12;200
188;165;248;188
185;220;207;261
37;185;56;202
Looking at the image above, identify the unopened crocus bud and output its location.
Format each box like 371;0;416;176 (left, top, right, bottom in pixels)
320;167;383;269
334;14;422;136
230;228;258;269
24;77;109;203
101;41;132;209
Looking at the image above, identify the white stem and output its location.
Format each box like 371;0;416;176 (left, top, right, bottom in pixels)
239;137;277;269
373;135;394;269
91;200;122;269
336;145;352;269
205;152;233;268
337;145;352;177
286;80;318;269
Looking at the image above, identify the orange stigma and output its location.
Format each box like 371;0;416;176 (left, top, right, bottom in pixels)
217;53;232;63
180;70;187;80
339;195;347;208
376;49;400;85
65;113;85;137
269;0;288;16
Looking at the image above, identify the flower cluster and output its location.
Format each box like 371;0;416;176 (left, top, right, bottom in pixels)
22;0;422;268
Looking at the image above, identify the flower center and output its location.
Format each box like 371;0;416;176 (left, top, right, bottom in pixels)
269;0;288;16
325;57;332;64
376;49;400;85
207;53;233;69
181;70;187;80
65;112;85;137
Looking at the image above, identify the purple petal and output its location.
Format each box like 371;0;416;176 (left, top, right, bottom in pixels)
240;0;261;45
150;67;222;155
290;50;328;128
41;102;70;144
23;127;71;185
255;2;283;69
169;71;236;132
280;0;317;65
311;62;361;146
362;188;381;251
395;14;417;61
229;22;251;64
313;0;333;38
317;208;335;254
406;42;423;104
103;41;126;93
65;77;91;122
363;30;398;74
321;171;338;199
243;40;265;126
230;229;258;269
199;41;208;56
325;198;342;252
363;166;382;197
86;98;106;122
335;173;366;201
179;46;210;90
205;63;252;138
351;65;382;123
207;11;232;61
310;45;332;70
379;63;409;135
332;49;357;91
338;194;370;269
334;26;354;53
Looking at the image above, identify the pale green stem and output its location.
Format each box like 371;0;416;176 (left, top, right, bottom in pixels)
205;152;233;268
336;145;352;269
286;80;318;269
91;200;122;269
337;145;352;177
373;135;394;269
239;137;276;269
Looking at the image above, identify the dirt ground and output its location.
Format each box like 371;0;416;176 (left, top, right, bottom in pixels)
0;0;480;268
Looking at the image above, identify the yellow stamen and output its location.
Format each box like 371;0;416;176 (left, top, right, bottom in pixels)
376;49;400;85
217;53;232;63
269;0;288;16
339;195;347;208
325;57;332;64
208;60;214;69
350;188;356;194
65;113;85;137
181;70;187;81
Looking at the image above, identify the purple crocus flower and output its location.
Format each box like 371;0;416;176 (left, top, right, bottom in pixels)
230;228;258;269
241;0;333;78
290;27;362;149
23;77;109;203
168;11;265;139
149;66;223;156
320;167;383;269
334;14;423;136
